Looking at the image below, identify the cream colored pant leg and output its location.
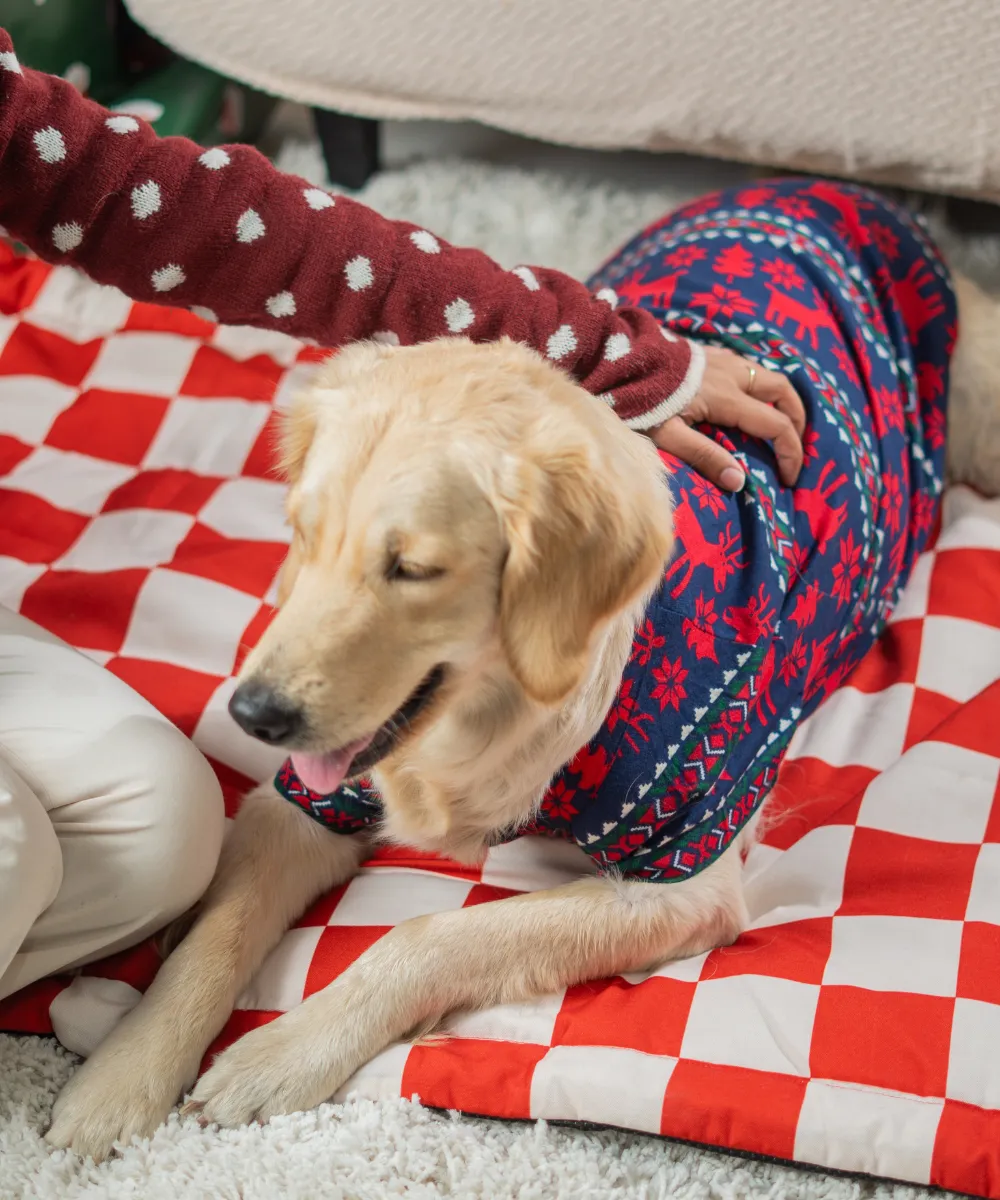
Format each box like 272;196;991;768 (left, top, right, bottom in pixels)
0;608;224;1002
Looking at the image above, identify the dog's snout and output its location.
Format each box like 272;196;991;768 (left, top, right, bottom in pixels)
228;681;304;745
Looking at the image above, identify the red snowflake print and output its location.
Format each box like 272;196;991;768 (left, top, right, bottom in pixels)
831;344;860;388
775;196;817;221
880;470;903;536
946;321;958;356
830;530;863;608
802;426;820;466
872;264;894;304
762;258;805;291
871;222;900;261
690;284;757;320
541;778;578;822
631;617;666;667
911;491;937;541
917;361;946;400
664;244;707;269
690;473;727;517
925;404;946;451
872;384;905;437
789;578;822;628
831;219;860;253
778;636;807;685
682;594;719;662
650;655;689;712
723;582;777;643
735;185;776;208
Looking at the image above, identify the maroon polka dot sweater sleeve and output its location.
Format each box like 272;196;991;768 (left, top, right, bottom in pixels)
0;31;703;428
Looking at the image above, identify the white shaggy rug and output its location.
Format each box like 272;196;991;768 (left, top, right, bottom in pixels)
3;118;992;1199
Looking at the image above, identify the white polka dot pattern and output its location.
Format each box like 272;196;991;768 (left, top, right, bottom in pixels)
236;209;266;243
266;291;296;318
512;266;540;291
546;324;577;360
604;332;630;362
105;115;139;134
151;264;185;292
595;288;618;308
51;222;83;252
410;230;440;254
32;127;66;164
345;256;374;291
0;52;22;75
444;298;474;333
198;148;230;170
131;181;161;221
303;188;335;211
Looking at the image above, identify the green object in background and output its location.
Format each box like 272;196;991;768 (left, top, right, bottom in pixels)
3;0;122;104
1;0;276;145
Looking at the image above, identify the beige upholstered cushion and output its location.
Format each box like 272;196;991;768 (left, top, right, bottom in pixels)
129;0;1000;200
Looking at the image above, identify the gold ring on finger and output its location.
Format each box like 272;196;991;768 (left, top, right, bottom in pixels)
746;364;757;397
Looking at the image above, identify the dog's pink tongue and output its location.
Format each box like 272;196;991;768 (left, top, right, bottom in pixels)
292;735;375;794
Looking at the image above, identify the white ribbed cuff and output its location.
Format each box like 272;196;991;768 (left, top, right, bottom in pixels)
623;339;705;431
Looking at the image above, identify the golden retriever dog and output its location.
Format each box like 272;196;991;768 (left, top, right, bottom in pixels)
46;212;1000;1160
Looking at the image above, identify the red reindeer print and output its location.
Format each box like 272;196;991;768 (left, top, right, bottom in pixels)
789;579;823;629
631;617;665;667
616;271;681;311
747;643;778;728
794;460;849;555
723;582;777;644
778;635;807;685
802;182;870;242
764;284;840;349
893;260;946;336
682;594;719;662
571;744;615;792
665;489;746;598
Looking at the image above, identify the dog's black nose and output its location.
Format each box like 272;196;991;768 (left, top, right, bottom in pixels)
228;681;303;745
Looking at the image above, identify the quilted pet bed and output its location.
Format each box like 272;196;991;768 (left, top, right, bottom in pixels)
0;243;999;1197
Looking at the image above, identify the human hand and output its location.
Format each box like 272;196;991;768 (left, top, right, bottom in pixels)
649;346;806;491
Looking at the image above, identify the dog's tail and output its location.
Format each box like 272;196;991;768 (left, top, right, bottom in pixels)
949;272;1000;495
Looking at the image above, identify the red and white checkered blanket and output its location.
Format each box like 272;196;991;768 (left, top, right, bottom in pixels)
1;243;999;1197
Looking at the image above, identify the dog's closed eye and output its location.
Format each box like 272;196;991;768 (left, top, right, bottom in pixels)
384;555;446;583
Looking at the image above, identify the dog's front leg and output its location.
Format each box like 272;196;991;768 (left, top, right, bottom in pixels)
187;850;747;1127
45;785;366;1161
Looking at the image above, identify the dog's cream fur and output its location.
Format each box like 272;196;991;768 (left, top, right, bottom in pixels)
47;272;1000;1160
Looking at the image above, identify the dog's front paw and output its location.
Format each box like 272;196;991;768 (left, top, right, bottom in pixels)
184;1012;349;1128
46;1027;200;1161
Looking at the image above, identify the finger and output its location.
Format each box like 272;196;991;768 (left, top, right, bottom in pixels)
652;417;746;492
748;366;806;438
714;388;803;485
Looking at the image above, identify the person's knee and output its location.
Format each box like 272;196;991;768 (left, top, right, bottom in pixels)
115;720;225;928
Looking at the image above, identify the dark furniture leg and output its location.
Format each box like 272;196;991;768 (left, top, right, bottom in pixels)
312;108;380;190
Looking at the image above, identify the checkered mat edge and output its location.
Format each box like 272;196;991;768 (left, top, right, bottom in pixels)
0;244;999;1197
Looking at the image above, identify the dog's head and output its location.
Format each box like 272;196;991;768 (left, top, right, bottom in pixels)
230;337;673;803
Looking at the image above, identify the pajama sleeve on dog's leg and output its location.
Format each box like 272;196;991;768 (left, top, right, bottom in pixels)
0;29;699;429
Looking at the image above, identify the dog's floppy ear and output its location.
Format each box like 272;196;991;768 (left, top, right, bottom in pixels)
275;391;321;606
498;428;673;706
